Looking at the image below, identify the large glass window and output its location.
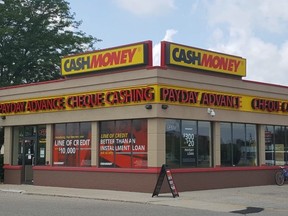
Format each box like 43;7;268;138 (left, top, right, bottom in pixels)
0;127;4;154
36;125;46;165
166;119;181;168
53;122;91;167
220;123;257;166
99;119;147;168
265;126;288;165
166;119;212;168
198;121;211;167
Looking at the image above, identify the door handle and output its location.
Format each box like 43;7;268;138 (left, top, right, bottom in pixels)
32;156;35;166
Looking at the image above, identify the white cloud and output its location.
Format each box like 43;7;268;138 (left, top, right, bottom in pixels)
153;29;177;66
258;0;288;33
205;0;288;86
163;29;178;42
114;0;175;16
279;42;288;69
207;0;288;35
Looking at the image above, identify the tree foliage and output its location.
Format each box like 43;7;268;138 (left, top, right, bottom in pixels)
0;0;101;87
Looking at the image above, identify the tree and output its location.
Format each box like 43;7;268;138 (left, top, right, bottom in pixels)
0;0;101;87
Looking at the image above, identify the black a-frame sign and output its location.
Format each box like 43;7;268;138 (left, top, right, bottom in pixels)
152;164;179;198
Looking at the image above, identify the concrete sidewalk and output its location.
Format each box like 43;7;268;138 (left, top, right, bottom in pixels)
1;183;288;214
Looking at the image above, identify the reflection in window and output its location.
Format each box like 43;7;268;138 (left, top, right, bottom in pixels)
265;126;288;166
166;119;212;168
220;123;232;166
198;122;211;167
166;119;181;168
220;123;257;167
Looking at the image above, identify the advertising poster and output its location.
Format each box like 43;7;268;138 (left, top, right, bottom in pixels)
53;123;91;166
99;119;147;168
115;120;133;168
181;121;197;166
99;121;115;167
79;123;92;166
53;124;66;166
131;119;147;168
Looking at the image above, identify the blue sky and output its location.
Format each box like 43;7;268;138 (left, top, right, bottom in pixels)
67;0;288;86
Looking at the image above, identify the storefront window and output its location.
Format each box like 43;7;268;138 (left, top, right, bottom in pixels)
37;125;46;165
166;119;212;168
53;122;91;167
99;119;147;168
166;119;181;168
220;123;232;166
220;123;257;166
265;126;288;165
286;127;288;164
12;127;23;165
0;127;4;154
198;121;211;167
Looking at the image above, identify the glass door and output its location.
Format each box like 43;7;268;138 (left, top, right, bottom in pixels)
22;126;37;184
23;138;35;183
12;125;46;184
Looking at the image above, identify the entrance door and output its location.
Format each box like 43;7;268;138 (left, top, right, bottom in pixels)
23;138;35;183
13;125;46;184
21;125;37;184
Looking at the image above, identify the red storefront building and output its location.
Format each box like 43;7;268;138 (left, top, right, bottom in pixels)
1;41;287;192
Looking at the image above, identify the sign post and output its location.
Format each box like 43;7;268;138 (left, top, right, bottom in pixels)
152;164;179;198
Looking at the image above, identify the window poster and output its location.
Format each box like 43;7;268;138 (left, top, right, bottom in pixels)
181;120;197;166
53;122;91;166
37;125;47;165
79;123;92;166
99;119;147;168
53;124;66;166
131;119;148;168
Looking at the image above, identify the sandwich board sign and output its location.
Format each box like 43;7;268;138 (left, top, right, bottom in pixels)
152;164;179;198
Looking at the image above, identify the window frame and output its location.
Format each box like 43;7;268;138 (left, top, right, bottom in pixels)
220;122;258;167
165;119;212;168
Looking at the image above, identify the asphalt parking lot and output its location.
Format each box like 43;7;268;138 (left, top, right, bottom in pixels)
1;183;288;215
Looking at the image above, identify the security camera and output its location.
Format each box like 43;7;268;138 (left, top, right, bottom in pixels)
207;108;216;117
210;110;215;117
145;104;152;110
